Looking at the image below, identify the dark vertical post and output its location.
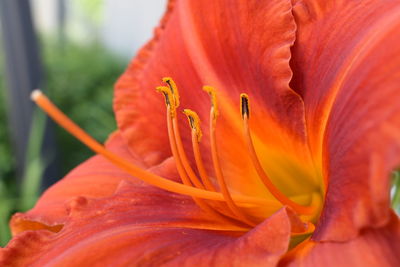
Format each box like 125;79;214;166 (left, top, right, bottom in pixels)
57;0;67;46
0;0;58;188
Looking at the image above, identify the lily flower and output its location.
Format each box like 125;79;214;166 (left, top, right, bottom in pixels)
2;0;400;266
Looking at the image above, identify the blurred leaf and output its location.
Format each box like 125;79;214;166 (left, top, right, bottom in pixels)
0;38;124;246
0;39;15;246
19;108;46;211
0;178;12;246
392;170;400;214
43;39;124;174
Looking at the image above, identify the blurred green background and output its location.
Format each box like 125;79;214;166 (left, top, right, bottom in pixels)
0;39;124;245
0;0;166;246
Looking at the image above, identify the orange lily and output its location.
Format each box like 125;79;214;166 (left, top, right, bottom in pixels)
1;0;400;266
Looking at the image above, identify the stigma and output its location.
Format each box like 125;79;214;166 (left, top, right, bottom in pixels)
31;78;316;234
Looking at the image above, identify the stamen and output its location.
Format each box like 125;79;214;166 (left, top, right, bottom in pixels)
183;109;202;142
203;86;219;119
156;86;176;117
240;94;315;215
162;77;180;108
31;90;277;206
159;90;247;225
164;105;230;222
160;82;206;190
172;115;206;189
240;93;250;119
183;109;217;192
206;88;259;226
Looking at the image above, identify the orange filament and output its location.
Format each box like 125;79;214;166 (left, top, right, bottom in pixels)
172;115;206;189
183;109;217;192
31;90;276;206
183;109;245;221
164;105;236;223
158;84;207;190
159;90;254;226
240;94;315;215
160;80;209;190
204;87;258;226
32;76;317;233
183;109;243;222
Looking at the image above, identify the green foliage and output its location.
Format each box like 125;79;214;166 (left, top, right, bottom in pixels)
43;40;125;174
0;39;125;246
0;43;16;246
20;109;47;211
0;109;45;246
392;170;400;214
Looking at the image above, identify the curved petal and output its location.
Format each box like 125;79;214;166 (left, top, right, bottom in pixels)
10;131;180;235
290;0;400;240
1;183;296;266
114;0;318;202
281;214;400;267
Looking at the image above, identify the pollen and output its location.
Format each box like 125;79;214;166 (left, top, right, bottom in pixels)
156;86;176;117
203;86;219;119
162;77;180;107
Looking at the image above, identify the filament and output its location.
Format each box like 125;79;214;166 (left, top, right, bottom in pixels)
32;79;318;233
191;130;217;191
31;90;276;206
183;109;217;192
165;106;238;223
205;88;259;226
240;94;315;215
172;115;205;189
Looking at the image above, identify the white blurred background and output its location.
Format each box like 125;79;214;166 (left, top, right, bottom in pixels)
31;0;167;58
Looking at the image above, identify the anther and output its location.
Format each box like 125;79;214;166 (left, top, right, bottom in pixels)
203;86;219;119
156;86;176;117
240;93;250;119
162;77;180;108
183;109;202;142
183;109;218;193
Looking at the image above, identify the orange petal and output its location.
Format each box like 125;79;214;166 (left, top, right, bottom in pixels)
114;0;307;168
281;213;400;267
114;0;319;205
9;131;180;235
1;184;297;266
291;0;400;240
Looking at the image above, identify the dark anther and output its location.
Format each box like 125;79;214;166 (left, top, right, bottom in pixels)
241;95;249;119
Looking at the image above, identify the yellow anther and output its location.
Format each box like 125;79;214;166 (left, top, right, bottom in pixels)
183;109;203;142
156;86;176;117
203;86;219;119
240;93;250;119
162;77;180;108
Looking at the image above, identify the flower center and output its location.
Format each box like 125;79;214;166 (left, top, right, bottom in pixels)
31;77;319;236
